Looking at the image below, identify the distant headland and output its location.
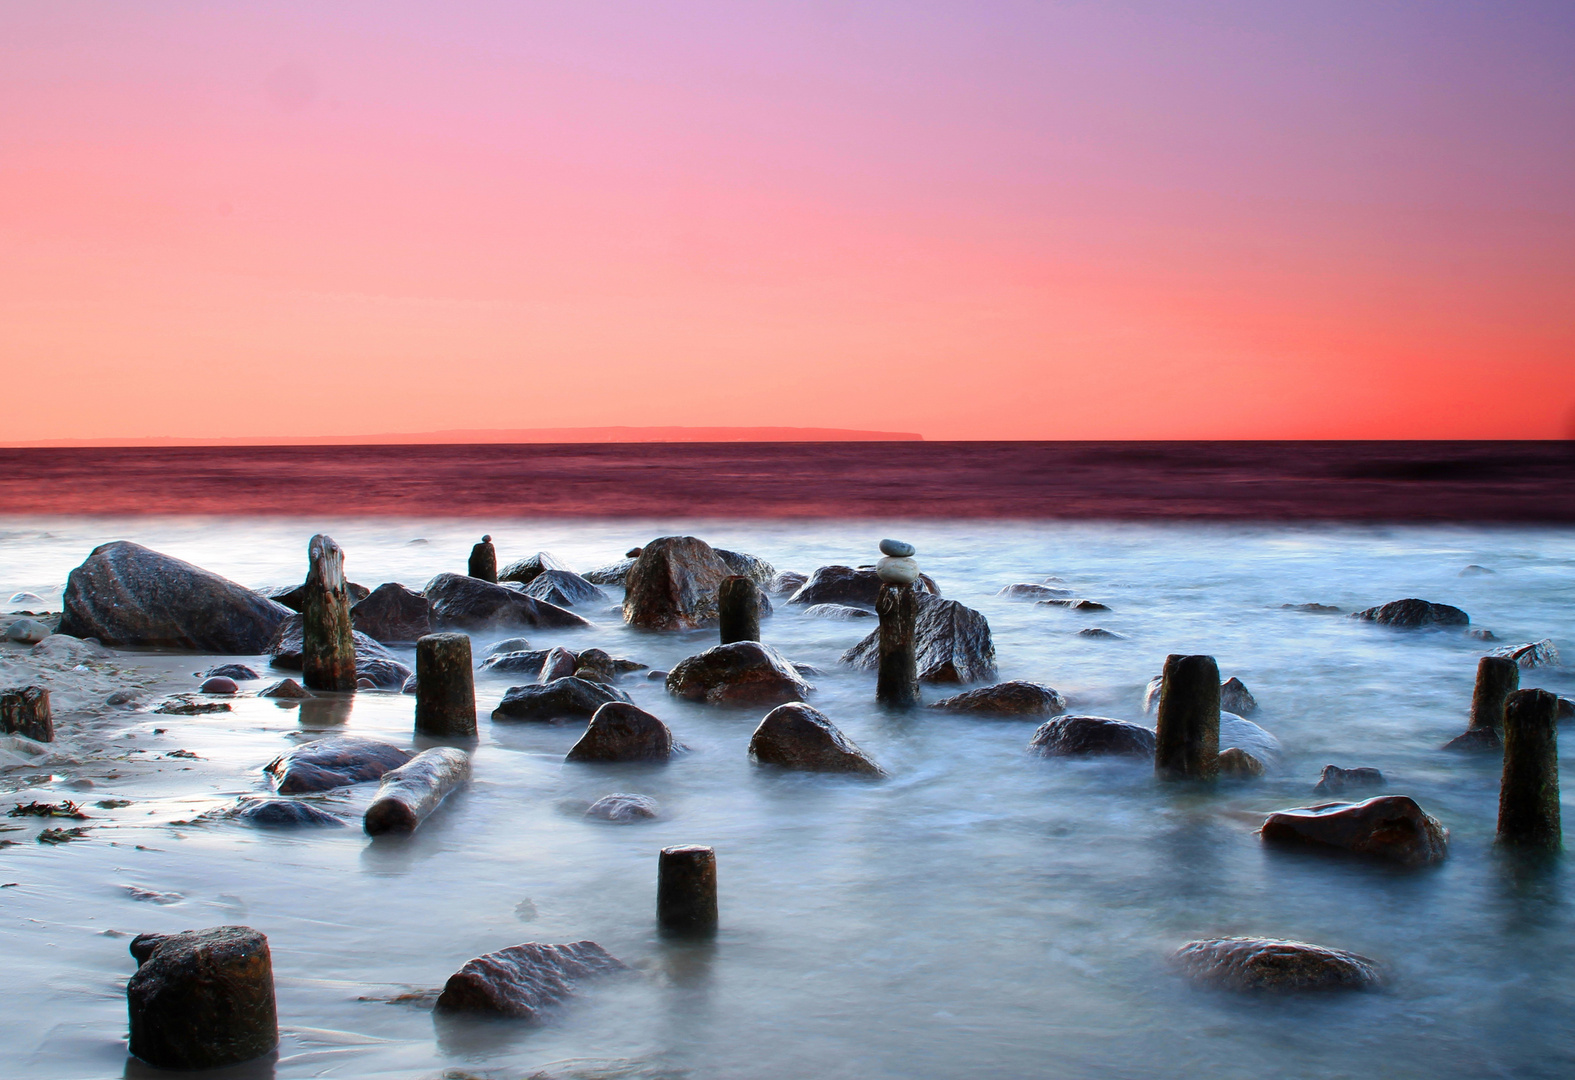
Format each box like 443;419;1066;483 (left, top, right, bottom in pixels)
4;426;925;448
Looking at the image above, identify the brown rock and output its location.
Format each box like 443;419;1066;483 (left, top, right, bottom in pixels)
622;536;733;630
1217;747;1265;778
1260;795;1448;866
666;641;813;706
1028;715;1155;758
1172;937;1382;992
434;940;627;1018
929;681;1065;717
566;702;681;763
127;925;278;1069
748;702;884;775
350;583;432;644
841;592;996;684
0;685;52;742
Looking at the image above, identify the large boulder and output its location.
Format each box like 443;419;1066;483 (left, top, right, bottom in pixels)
1260;795;1448;867
715;549;777;585
930;681;1066;717
622;536;733;629
1350;599;1469;628
497;551;572;585
265;615;411;687
840;593;996;683
1172;937;1382;992
788;565;938;609
582;558;635;586
58;541;291;653
434;940;627;1018
492;677;631;722
748;702;884;775
521;569;606;608
666;641;813;706
424;573;590;631
565;702;682;762
350;583;431;644
1028;715;1155;757
263;581;370;612
264;736;412;793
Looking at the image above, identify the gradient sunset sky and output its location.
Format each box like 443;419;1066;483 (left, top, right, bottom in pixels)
4;2;1572;442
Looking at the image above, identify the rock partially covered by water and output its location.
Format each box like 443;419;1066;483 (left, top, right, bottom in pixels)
266;615;411;686
1491;638;1560;669
1028;715;1155;757
768;570;808;595
235;798;345;827
425;573;591;631
263;581;370;612
204;664;259;681
258;678;310;699
582;558;635;586
1351;599;1469;628
749;702;884;775
1313;765;1386;795
1219;677;1257;715
1172;937;1382;993
492;677;632;722
667;641;813;706
480;649;552;676
522;570;606;608
586;792;659;821
498;551;572;586
58;541;291;653
1260;795;1448;867
930;681;1066;718
841;593;996;683
1038;598;1110;612
350;583;432;644
435;940;627;1019
265;736;412;793
997;583;1073;601
716;549;777;585
788;565;938;608
566;702;681;762
126;926;278;1069
800;603;875;621
622;536;733;630
1220;713;1281;767
1217;747;1265;778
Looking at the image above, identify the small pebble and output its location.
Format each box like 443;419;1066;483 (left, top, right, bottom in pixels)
199;677;239;694
879;539;916;558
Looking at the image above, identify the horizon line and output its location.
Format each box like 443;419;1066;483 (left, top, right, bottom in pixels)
1;425;927;448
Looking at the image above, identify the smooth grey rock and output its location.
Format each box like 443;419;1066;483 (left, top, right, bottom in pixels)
487;636;533;655
585;792;659;821
265;736;412;793
767;570;808;595
1350;599;1469;628
497;551;572;585
235;799;345;827
1028;715;1155;758
424;573;590;631
434;940;627;1018
998;583;1073;600
1173;937;1382;992
800;603;875;621
879;539;916;558
350;583;432;644
715;548;777;585
582;559;635;586
1221;712;1281;766
7;592;47;608
930;681;1065;717
876;556;920;585
492;677;632;722
5;618;50;644
840;593;995;683
667;641;813;706
522;570;606;608
749;702;884;775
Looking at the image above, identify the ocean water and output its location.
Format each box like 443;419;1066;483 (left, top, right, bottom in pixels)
2;515;1573;1080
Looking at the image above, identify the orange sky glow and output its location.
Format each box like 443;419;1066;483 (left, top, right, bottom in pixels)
3;2;1572;442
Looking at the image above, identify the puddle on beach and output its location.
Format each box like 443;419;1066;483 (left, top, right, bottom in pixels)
2;516;1573;1079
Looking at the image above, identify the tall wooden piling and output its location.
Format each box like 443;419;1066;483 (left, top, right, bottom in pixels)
1154;653;1221;781
718;575;760;644
302;534;357;692
658;844;718;934
1469;656;1520;733
1497;688;1560;850
468;535;498;583
875;582;920;708
415;632;477;738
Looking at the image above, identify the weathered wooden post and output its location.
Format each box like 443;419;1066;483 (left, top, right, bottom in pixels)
127;926;278;1070
1470;656;1520;733
1497;688;1560;850
302;534;357;692
875;539;920;708
1154;653;1221;781
658;844;718;935
718;575;760;644
414;633;477;738
468;534;497;582
0;685;52;742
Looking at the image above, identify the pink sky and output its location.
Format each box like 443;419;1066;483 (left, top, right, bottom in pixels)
3;1;1572;441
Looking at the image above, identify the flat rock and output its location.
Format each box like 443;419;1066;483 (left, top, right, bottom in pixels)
566;702;681;762
1172;937;1382;992
498;551;572;586
1351;598;1469;628
840;593;996;683
622;536;733;630
479;649;552;675
263;581;370;611
350;583;432;644
716;548;777;585
582;559;635;586
1028;715;1155;757
424;573;591;631
1313;765;1386;795
521;570;606;608
585;793;659;821
879;539;916;558
58;541;291;652
1260;795;1448;866
930;681;1066;717
788;565;938;608
203;664;259;681
997;583;1073;600
492;677;632;722
1078;628;1125;640
1282;602;1343;614
434;940;627;1019
749;702;884;775
235;799;345;827
1220;677;1258;715
1490;638;1560;668
1037;598;1110;612
265;736;412;793
1459;564;1494;576
800;603;875;620
666;641;813;706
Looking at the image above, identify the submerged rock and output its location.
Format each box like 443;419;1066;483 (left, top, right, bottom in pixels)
350;583;432;644
1459;564;1494;576
585;792;659;821
800;603;875;621
997;583;1073;600
1350;599;1469;628
1028;715;1155;758
1443;727;1501;752
1260;795;1448;867
126;925;278;1069
749;702;884;776
425;573;590;631
235;799;345;828
1490;638;1560;669
266;615;411;687
264;581;370;612
1217;747;1265;778
1172;937;1382;993
59;541;291;653
479;649;553;676
1220;713;1281;767
565;702;682;762
492;677;632;722
840;593;996;683
930;681;1066;718
666;641;813;706
203;664;259;681
622;536;733;630
788;565;938;608
258;678;310;699
570;647;619;684
434;940;627;1019
581;558;635;586
1313;765;1386;795
487;636;533;655
1282;602;1343;614
521;570;606;608
1078;628;1125;640
768;570;808;595
1219;677;1258;715
357;656;414;689
498;551;572;586
1037;598;1110;612
265;736;412;793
